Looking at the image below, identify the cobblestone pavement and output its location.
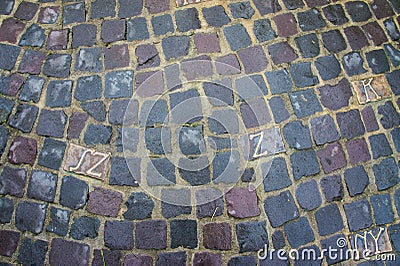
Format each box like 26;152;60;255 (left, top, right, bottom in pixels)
1;0;400;265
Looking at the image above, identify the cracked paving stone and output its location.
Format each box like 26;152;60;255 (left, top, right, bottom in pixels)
37;138;66;170
110;157;140;186
162;36;189;60
47;29;68;50
63;2;86;25
317;142;346;173
378;101;400;129
229;1;254;19
321;175;344;202
72;24;97;48
224;24;251;51
105;44;129;70
8;136;37;166
315;204;344;236
28;170;58;202
0;197;14;224
75;48;103;72
75;75;102;101
19;76;45;102
81;101;106;122
203;222;232;250
193;253;222;266
228;256;256;266
0;166;27;197
104;70;133;98
119;0;142;18
264;190;299;227
337;109;365;139
136;44;160;70
315;55;341;81
18;238;48;266
195;32;220;53
36;109;67;138
371;194;394;225
195;188;224;218
290;62;319;88
262;158;291;192
366;49;390;74
84;124;112;145
123;192;154;220
46;207;70;236
0;74;25;96
59;175;89;210
171;220;198;249
202;6;230;27
344;166;369;197
373;157;399;191
67;112;88;140
344;199;373;232
151;14;174;36
225;187;260;218
49;239;90;265
101;20;125;43
342;52;367;76
369;133;392;159
236;221;268;252
253;18;276;42
310;114;340;145
296;180;322;211
70;216;100;240
175;7;201;32
0;0;14;15
268;41;298;65
136;220;167;249
38;6;60;24
290;89;322;118
127;17;149;41
93;250;121;266
283;121;313;150
90;0;115;19
87;187;122;217
0;125;8;155
290;150;320;180
43;54;72;78
19;24;45;47
0;18;25;44
284;217;314;248
16;201;46;234
0;44;20;71
0;230;20;257
295;33;319;58
346;138;371;165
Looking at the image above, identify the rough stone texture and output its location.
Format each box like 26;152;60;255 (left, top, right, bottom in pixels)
45;80;72;107
371;194;394;225
124;192;154;220
46;207;70;236
224;24;251;51
193;252;222;266
373;157;399;191
203;223;232;250
8;136;37;166
87;187;122;217
36;109;67;138
15;201;46;234
92;250;122;266
378;101;400;129
59;175;88;210
0;166;27;198
321;175;344;202
70;216;100;240
19;76;45;102
268;41;298;65
170;220;198;249
283;121;313;149
344;199;373;232
263;158;292;192
0;197;14;224
49;239;90;266
369;133;392;159
225;188;260;218
136;220;167;250
236;221;268;252
264;191;299;227
346;138;371;165
284;217;315;248
317;142;346;173
28;170;58;202
0;230;20;257
344;166;369;197
18;238;48;266
0;18;25;44
318;78;352;111
310;115;340;145
38;138;66;170
290;150;320;180
290;89;322;118
295;180;322;210
315;204;344;236
9;104;38;133
104;220;134;250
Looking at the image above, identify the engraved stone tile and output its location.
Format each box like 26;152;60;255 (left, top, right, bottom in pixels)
350;227;392;259
176;0;211;7
351;75;392;104
64;143;110;180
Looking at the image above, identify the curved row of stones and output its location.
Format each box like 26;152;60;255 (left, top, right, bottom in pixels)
1;0;400;265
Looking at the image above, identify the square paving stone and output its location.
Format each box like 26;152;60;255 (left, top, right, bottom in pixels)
289;89;322;118
36;109;67;138
342;52;367;76
175;7;201;32
315;55;341;81
145;0;169;14
0;166;27;198
47;29;68;50
37;138;66;170
229;1;255;19
268;41;298;65
49;239;90;265
290;150;320;180
204;79;233;106
8;136;37;166
344;166;369;197
344;199;373;232
123;192;153;220
0;0;14;15
315;204;344;236
237;45;268;74
323;4;348;25
225;187;260;218
87;187;122;217
0;197;14;224
297;8;326;31
81;101;106;122
45;80;72;107
378;101;400;129
178;126;205;155
72;24;97;48
38;6;60;24
136;44;159;70
127;17;149;41
161;189;192;218
90;0;116;19
268;96;290;123
145;127;171;155
224;24;251;51
319;78;352;111
284;217;314;248
290;62;319;88
119;0;142;18
195;188;224;219
283;121;312;150
373;157;399;191
75;75;102;101
317;142;346;173
371;194;394;225
346;138;371;164
321;30;346;53
46;207;70;236
101;20;125;43
104;44;130;70
193;253;222;266
366;49;390;74
345;1;372;22
170;220;197;249
110;156;140;186
202;6;230;27
195;32;220;53
75;48;103;72
344;26;369;50
369;133;392;159
63;2;85;25
362;22;388;46
262;158;291;191
19;76;45;102
151;14;174;36
181;55;213;81
237;222;268;253
17;238;48;265
136;220;167;249
295;33;319;58
15;201;46;234
104;70;133;98
264;190;299;227
93;250;121;266
43;54;72;78
0;44;20;71
104;221;134;249
310;115;340;145
27;170;58;202
371;0;395;19
0;74;25;96
59;175;88;210
0;18;25;44
20;23;46;46
0;230;20;257
336;109;365;139
321;174;344;202
253;0;281;15
70;216;100;240
265;69;292;94
253;18;276;42
162;35;189;60
295;180;322;210
272;13;297;37
147;158;175;186
203;223;232;250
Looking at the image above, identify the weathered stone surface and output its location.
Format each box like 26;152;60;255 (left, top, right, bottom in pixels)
203;223;232;250
36;109;67;138
236;221;268;252
123;192;154;220
70;216;100;240
317;142;346;173
9;104;38;133
28;170;58;202
18;238;48;266
87;187;122;217
15;201;46;234
46;207;70;236
8;136;37;166
0;230;20;257
0;197;14;224
49;239;90;266
321;175;344;202
0;166;27;197
136;220;167;249
59;175;88;210
284;217;314;248
225;187;260;218
264;191;299;227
